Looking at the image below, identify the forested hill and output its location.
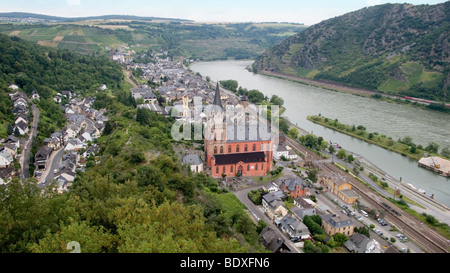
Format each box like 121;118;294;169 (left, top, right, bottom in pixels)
0;34;123;99
253;2;450;102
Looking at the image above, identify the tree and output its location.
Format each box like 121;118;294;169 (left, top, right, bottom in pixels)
333;233;348;247
308;168;319;183
288;127;300;139
346;154;355;163
247;89;265;104
401;136;414;146
270;95;284;106
441;147;450;159
426;142;439;154
0;178;78;253
337;149;347;159
29;221;116;253
220;80;238;92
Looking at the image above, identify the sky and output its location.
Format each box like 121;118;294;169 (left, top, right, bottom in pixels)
0;0;447;25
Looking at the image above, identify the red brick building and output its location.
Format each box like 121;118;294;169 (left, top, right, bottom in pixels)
205;83;273;178
281;178;309;199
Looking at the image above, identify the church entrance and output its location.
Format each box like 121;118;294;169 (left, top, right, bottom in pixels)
237;166;243;177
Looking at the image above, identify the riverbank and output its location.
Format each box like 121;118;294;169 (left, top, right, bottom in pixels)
258;70;450;114
307;115;450;162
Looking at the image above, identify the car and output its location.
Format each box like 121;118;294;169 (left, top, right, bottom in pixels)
54;169;58;174
356;216;363;221
315;190;321;195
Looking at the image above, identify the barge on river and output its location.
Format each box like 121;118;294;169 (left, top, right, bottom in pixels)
418;156;450;177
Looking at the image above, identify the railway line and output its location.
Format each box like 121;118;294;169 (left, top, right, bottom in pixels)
320;162;449;253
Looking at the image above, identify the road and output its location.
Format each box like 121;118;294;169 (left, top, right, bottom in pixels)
20;104;40;179
37;148;64;188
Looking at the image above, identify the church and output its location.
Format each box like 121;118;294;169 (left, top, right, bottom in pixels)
204;83;274;178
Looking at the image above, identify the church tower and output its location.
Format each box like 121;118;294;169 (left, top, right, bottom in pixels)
205;82;227;167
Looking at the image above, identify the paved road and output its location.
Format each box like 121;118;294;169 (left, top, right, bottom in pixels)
38;148;64;188
20;104;40;179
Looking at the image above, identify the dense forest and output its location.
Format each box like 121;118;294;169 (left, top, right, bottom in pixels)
0;35;268;253
253;2;450;102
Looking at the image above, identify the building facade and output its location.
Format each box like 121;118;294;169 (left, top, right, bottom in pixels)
204;83;273;178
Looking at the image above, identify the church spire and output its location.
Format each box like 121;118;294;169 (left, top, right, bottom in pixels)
213;82;223;109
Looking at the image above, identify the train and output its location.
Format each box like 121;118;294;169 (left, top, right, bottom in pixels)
404;96;450;107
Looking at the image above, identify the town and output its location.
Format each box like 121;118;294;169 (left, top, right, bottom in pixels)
1;45;448;255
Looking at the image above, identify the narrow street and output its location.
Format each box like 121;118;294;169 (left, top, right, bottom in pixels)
20;104;39;179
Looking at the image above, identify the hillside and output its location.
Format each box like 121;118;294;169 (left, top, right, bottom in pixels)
0;33;124;139
0;18;306;60
253;2;450;102
0;12;191;22
0;34;268;254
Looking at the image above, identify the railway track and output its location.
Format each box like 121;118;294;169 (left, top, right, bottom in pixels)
320;162;449;253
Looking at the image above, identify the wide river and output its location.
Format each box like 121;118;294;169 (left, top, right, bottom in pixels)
191;60;450;206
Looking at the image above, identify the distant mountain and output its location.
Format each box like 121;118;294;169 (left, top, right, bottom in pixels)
0;12;192;22
253;2;450;102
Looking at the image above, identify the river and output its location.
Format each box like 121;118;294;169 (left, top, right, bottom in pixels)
191;60;450;206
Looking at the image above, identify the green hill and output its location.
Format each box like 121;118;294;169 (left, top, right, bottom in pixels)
253;2;450;102
0;33;124;139
0;19;306;60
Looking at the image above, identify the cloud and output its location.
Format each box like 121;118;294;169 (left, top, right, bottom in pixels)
67;0;81;6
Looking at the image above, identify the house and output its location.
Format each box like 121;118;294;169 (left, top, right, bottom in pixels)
1;143;18;157
54;171;76;194
321;174;360;205
277;214;311;241
8;84;19;91
80;132;93;143
99;84;108;91
182;154;203;173
65;124;80;140
13;97;28;108
292;197;317;220
65;107;75;115
321;214;355;237
14;115;28;126
0;167;15;185
62;90;72;99
281;178;309;199
0;149;14;168
83;145;99;159
43;135;63;150
344;233;382;253
13;120;29;135
274;142;298;160
31;91;40;101
65;139;86;151
34;146;53;170
12;105;28;115
262;192;289;220
4;135;20;149
260;226;291;253
53;96;62;104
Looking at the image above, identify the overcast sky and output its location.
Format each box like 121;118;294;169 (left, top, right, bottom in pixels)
0;0;447;25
